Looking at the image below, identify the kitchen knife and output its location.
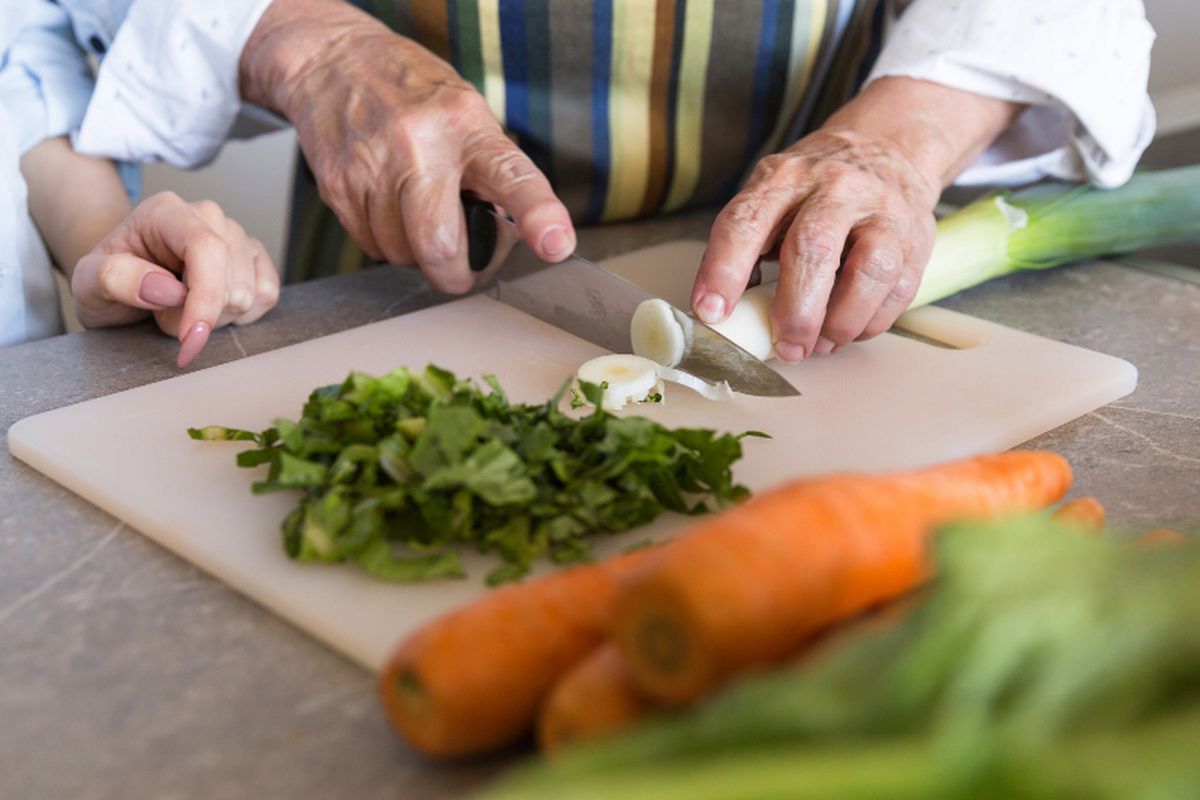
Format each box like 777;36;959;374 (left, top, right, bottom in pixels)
463;196;800;398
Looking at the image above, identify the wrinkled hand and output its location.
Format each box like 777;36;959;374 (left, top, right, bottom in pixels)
694;129;939;362
243;0;575;293
72;192;279;367
693;77;1022;362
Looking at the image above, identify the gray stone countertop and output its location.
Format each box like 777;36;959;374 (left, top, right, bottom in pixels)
2;210;1198;800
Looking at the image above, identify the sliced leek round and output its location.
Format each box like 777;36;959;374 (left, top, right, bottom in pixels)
631;298;690;368
576;354;664;411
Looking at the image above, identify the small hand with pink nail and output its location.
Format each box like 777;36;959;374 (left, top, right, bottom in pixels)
71;192;280;367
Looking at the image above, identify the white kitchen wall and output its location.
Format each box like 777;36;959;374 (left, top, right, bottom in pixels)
141;1;1200;273
1144;0;1200;135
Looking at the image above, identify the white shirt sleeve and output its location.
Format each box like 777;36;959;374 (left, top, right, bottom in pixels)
866;0;1156;188
74;0;276;169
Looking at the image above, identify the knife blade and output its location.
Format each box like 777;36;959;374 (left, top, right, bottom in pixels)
464;199;799;398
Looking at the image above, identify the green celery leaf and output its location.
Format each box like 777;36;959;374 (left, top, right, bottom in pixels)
354;538;464;582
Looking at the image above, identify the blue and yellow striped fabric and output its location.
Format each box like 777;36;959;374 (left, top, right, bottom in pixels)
290;0;882;280
386;0;875;222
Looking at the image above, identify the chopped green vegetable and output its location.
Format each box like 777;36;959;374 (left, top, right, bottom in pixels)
486;518;1200;798
190;365;762;584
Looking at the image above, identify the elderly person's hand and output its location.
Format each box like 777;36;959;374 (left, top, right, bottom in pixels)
692;77;1022;362
239;0;575;294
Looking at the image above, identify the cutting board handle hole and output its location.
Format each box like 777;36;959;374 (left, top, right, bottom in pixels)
891;307;987;350
889;326;965;350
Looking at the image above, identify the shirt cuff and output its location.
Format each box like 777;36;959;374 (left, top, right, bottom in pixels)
0;0;96;155
75;0;276;168
866;0;1156;187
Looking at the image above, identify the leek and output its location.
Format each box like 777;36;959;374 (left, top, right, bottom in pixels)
912;164;1200;307
705;166;1200;359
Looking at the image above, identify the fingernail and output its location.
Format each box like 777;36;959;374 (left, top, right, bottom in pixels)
813;336;836;356
774;339;807;363
695;293;726;324
540;227;572;259
138;273;186;307
177;322;210;368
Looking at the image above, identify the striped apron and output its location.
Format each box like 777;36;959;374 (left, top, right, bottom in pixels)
287;0;882;282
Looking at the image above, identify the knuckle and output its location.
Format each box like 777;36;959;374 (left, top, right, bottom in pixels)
479;145;540;190
820;164;860;195
716;198;773;242
790;224;842;266
94;257;124;297
748;153;791;183
886;267;921;307
316;175;352;216
413;228;459;265
258;277;281;306
387;115;425;153
440;85;489;123
853;248;902;288
821;174;854;198
228;288;254;315
188;229;225;256
151;190;184;209
223;218;247;241
192;199;223;220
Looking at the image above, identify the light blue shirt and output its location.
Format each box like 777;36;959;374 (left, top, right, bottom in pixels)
0;0;141;347
0;0;271;347
0;1;96;346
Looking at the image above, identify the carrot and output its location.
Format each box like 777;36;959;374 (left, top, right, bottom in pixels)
537;642;655;755
378;548;657;758
1138;528;1190;545
611;451;1072;706
1052;497;1105;532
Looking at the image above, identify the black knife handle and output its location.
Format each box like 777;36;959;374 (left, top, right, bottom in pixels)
463;193;499;272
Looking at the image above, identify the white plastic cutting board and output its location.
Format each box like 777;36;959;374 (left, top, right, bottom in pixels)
9;242;1136;671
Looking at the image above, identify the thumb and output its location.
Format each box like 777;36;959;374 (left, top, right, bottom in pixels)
72;252;188;328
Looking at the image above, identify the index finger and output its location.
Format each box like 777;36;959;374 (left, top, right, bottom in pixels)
693;187;798;324
123;195;230;367
461;131;575;263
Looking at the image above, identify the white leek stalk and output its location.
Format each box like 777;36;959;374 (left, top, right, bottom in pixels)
709;285;775;361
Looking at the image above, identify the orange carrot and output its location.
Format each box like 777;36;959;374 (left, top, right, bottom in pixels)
612;451;1072;706
378;548;655;758
1052;496;1105;532
537;642;655;755
1138;527;1191;545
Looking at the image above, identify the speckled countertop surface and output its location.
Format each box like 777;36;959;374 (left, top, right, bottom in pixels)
2;210;1197;800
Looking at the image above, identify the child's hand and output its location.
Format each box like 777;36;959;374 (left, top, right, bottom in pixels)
71;192;280;367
